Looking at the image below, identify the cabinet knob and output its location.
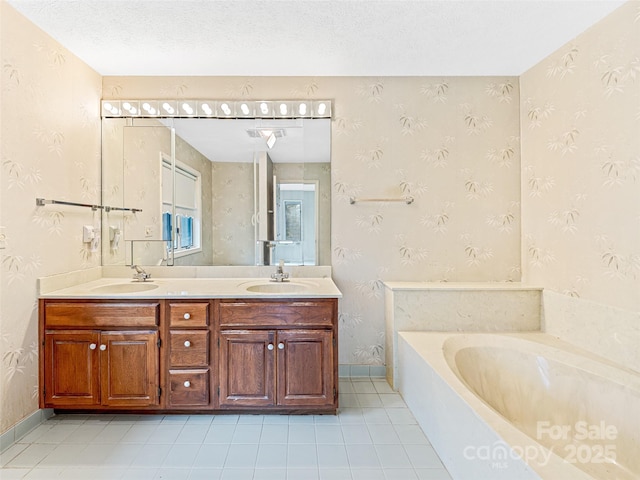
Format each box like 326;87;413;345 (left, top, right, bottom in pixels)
89;343;97;350
183;313;191;320
184;340;191;347
278;343;285;350
183;381;191;388
99;344;106;351
267;343;274;351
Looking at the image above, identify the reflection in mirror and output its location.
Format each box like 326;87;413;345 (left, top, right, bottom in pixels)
274;182;318;265
101;116;331;266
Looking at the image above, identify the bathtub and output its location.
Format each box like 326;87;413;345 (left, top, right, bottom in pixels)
397;332;640;480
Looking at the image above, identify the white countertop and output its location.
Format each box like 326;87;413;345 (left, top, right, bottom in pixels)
39;277;342;299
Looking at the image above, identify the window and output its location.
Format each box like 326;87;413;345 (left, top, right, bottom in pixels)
161;155;201;257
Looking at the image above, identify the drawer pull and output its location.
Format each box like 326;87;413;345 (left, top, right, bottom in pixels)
278;342;285;350
183;313;191;320
99;344;106;351
183;381;191;388
184;340;191;347
89;343;97;350
267;343;274;351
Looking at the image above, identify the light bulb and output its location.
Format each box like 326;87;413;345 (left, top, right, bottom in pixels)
221;103;231;115
279;103;288;115
260;102;269;114
123;102;131;110
317;103;327;115
240;103;250;115
299;103;307;115
103;102;112;111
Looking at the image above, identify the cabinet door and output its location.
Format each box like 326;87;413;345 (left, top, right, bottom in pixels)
100;331;159;407
219;330;275;408
277;329;334;407
44;331;100;407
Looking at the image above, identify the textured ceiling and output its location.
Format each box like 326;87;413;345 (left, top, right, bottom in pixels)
6;0;626;76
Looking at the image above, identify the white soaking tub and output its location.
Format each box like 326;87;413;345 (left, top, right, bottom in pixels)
397;332;640;480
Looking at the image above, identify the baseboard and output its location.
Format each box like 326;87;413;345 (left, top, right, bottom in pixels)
0;409;54;453
338;364;386;378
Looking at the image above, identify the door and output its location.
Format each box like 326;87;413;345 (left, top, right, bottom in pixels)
44;330;100;407
100;331;159;407
277;329;334;407
219;330;275;408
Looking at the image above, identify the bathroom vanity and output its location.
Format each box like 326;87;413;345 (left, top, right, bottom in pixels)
38;277;340;414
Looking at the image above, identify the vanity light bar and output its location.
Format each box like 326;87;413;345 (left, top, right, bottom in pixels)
101;100;332;119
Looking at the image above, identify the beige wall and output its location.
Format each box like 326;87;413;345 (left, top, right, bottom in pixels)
103;76;523;365
211;161;255;265
2;0;636;436
521;1;639;373
521;1;640;312
1;3;102;432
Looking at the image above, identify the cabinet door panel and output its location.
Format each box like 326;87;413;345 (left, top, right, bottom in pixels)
219;330;275;407
44;331;99;407
277;330;334;407
100;331;159;407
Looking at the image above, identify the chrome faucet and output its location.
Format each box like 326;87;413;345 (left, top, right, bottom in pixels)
270;260;289;283
131;265;151;282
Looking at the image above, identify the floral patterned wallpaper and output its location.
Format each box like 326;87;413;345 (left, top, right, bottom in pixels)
1;4;102;432
210;161;256;265
3;0;634;436
103;75;522;365
521;0;640;312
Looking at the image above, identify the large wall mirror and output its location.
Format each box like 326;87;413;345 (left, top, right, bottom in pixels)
101;107;331;267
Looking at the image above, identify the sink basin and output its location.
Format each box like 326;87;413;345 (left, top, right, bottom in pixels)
245;282;311;294
90;282;159;294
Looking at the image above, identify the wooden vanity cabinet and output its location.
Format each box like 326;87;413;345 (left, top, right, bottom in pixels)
217;299;338;412
40;300;161;409
40;295;338;414
166;301;213;408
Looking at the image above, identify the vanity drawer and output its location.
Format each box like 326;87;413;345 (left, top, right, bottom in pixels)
169;330;209;367
169;302;209;327
219;300;335;328
44;302;160;328
168;369;210;406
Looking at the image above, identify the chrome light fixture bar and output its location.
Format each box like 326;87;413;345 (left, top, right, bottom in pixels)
101;100;332;119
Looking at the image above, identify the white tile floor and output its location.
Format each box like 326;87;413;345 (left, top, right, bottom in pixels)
0;378;452;480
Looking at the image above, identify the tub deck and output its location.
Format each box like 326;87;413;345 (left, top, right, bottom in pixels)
397;332;638;480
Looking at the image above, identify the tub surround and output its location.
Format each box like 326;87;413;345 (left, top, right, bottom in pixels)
398;332;639;480
384;282;542;388
542;290;640;374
